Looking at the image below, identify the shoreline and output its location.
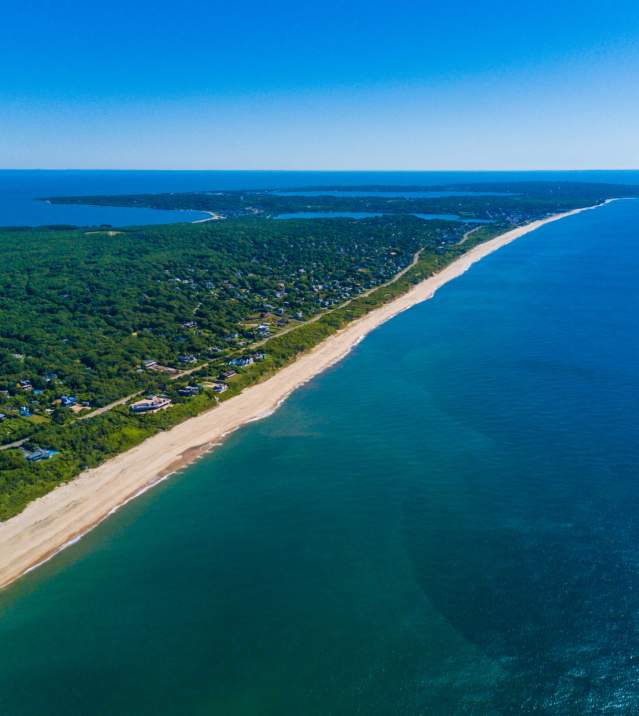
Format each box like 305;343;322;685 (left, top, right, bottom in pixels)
0;201;611;590
192;211;223;223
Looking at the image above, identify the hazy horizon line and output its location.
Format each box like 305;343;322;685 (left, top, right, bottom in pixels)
1;167;638;173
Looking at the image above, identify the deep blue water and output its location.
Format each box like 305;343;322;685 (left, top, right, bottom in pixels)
1;198;638;714
1;169;639;227
0;171;211;227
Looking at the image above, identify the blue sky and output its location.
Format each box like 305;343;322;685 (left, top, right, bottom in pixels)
1;0;638;169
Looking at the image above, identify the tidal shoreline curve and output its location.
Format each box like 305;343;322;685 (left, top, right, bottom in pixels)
0;202;611;590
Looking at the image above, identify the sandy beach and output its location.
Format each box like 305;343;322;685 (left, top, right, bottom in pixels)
0;203;608;590
192;211;224;223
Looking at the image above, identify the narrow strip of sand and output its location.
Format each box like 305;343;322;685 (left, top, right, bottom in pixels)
192;211;223;223
0;202;610;589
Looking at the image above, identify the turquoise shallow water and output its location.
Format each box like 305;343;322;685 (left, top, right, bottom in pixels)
1;199;639;714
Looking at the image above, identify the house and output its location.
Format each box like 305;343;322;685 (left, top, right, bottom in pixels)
254;352;266;361
178;385;200;396
0;413;6;421
18;379;32;391
178;354;198;365
60;395;77;407
26;448;49;461
142;359;158;370
151;364;178;375
181;320;198;329
24;447;52;462
228;356;254;368
212;382;228;393
219;370;237;380
20;406;31;417
129;395;172;414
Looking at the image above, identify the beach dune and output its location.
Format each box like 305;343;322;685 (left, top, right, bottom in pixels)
0;204;607;590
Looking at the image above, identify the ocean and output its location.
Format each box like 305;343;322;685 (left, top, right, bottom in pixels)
1;175;639;714
1;169;639;226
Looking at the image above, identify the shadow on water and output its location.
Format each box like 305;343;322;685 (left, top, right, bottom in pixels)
402;484;639;712
2;197;639;715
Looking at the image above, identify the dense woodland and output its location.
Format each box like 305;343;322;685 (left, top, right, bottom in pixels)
0;216;462;407
0;182;633;519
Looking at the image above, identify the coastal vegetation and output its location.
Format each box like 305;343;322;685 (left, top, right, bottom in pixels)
0;182;631;520
0;213;468;518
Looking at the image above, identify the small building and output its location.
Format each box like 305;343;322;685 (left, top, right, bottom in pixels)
18;379;32;391
0;413;6;421
60;395;77;407
219;370;237;380
129;395;172;414
229;356;254;368
212;382;228;394
142;360;177;375
178;385;200;396
24;447;56;462
178;354;198;365
20;406;31;417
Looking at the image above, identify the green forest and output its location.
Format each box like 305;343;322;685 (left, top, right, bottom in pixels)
1;182;633;520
